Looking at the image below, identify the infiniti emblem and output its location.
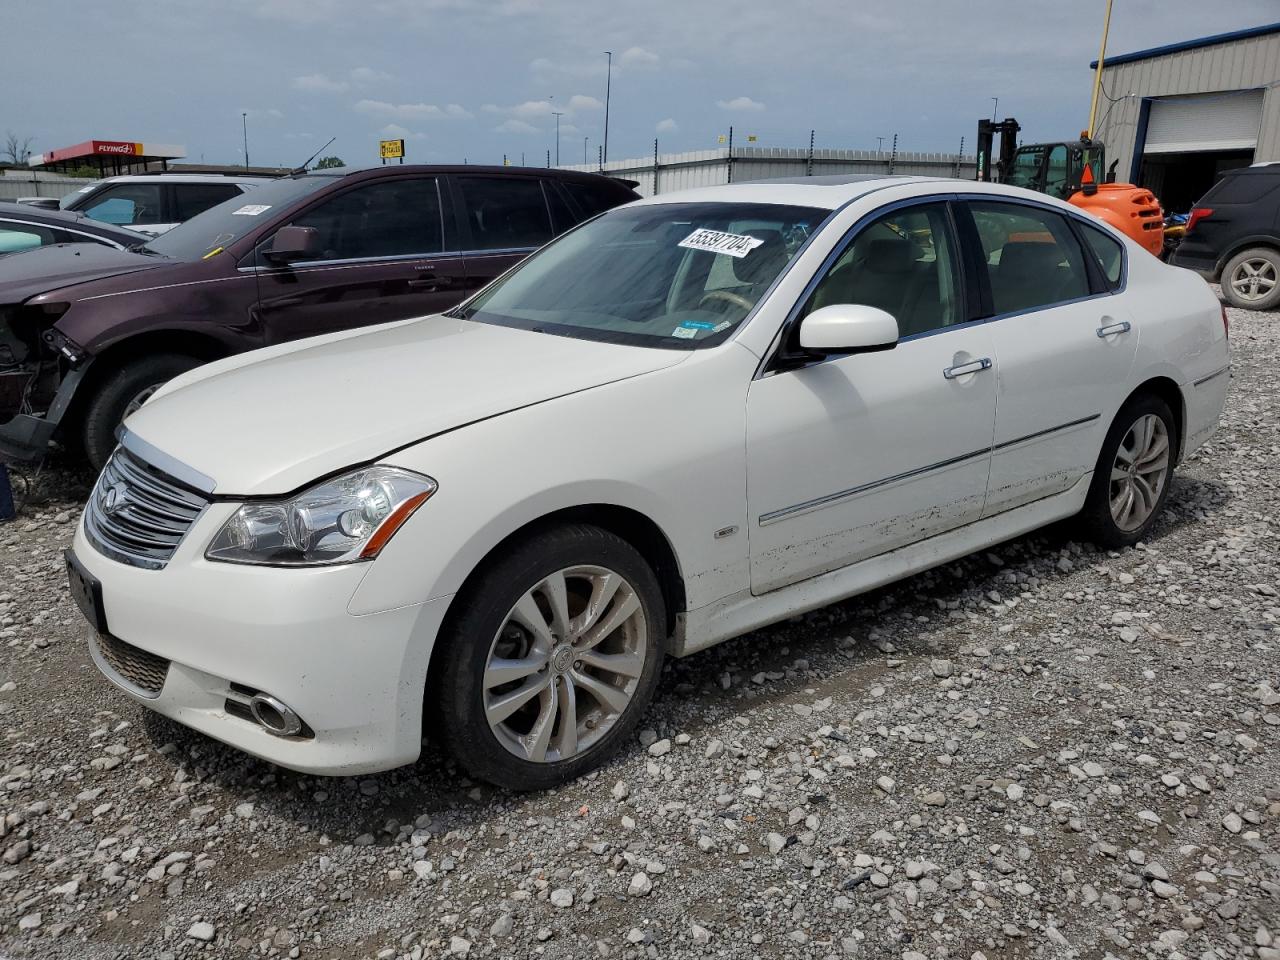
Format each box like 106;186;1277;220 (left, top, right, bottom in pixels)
101;482;129;516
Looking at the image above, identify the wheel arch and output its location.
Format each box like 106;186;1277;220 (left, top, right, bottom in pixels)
426;503;687;684
1215;238;1280;281
1121;375;1185;464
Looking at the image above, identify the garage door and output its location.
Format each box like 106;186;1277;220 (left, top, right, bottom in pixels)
1145;89;1264;154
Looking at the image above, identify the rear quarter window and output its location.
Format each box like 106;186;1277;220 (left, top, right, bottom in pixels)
562;180;629;218
1077;221;1124;290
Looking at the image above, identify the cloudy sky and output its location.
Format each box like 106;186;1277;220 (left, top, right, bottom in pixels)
9;0;1277;169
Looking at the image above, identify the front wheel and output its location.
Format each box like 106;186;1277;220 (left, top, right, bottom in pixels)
432;524;667;790
1076;394;1176;548
81;354;200;470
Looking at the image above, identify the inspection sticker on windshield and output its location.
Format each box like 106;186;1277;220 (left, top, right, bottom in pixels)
231;204;272;216
671;326;698;339
678;228;764;258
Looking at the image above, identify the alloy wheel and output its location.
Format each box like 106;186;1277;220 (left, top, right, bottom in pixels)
483;565;647;764
1229;257;1278;303
1109;413;1170;532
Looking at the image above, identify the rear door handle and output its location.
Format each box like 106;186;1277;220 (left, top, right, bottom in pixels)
408;276;453;289
1096;320;1131;337
943;357;992;380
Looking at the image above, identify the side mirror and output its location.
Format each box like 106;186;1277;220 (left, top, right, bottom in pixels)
798;303;899;355
264;225;320;265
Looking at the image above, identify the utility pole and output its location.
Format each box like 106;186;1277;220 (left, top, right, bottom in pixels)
584;136;589;165
242;112;249;169
603;50;613;163
552;111;565;166
1087;0;1115;138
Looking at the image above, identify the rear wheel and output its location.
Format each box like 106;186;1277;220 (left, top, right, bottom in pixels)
81;354;200;470
432;524;666;790
1076;394;1176;548
1221;246;1280;311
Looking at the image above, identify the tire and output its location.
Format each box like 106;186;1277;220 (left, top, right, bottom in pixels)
81;354;200;470
1076;394;1177;549
1221;246;1280;311
432;524;667;790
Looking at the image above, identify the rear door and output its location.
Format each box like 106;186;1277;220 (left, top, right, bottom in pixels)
964;199;1137;516
252;175;465;344
449;175;558;298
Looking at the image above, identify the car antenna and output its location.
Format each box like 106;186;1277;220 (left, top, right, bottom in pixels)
291;137;337;176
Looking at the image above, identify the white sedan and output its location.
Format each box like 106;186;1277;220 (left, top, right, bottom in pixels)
68;176;1229;789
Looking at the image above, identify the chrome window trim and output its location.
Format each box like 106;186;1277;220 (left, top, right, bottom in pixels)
757;413;1101;527
0;216;128;250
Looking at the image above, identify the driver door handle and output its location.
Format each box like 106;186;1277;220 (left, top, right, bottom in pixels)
408;276;453;289
1096;320;1131;338
943;357;992;380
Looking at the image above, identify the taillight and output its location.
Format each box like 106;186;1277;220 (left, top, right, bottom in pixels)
1186;207;1213;233
1221;304;1229;338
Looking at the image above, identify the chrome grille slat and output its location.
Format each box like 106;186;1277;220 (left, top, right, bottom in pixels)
84;449;210;570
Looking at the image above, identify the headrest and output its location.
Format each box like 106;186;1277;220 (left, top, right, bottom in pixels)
864;238;916;274
731;229;787;284
999;241;1064;275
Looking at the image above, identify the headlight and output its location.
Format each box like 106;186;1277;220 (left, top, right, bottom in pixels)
205;466;436;566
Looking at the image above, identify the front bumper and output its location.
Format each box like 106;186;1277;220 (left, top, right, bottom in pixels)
71;514;452;776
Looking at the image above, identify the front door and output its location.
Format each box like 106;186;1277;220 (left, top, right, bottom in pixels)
253;175;465;345
965;200;1138;517
746;201;998;594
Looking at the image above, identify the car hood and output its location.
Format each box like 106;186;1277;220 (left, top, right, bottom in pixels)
125;316;689;496
0;243;165;303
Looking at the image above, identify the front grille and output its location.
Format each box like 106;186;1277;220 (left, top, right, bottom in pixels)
84;449;209;569
93;632;170;696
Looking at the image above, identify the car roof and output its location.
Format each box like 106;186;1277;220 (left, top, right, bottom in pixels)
92;173;274;184
304;164;639;189
0;201;148;237
627;175;957;212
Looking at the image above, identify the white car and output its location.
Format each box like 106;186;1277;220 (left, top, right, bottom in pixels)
68;175;1229;789
59;173;271;236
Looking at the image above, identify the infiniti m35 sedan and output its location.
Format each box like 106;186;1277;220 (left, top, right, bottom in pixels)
68;175;1229;789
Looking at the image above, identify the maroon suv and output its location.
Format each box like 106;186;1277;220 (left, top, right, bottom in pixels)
0;165;638;467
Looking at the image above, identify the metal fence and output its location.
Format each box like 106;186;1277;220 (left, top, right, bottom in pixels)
0;169;88;202
558;145;977;197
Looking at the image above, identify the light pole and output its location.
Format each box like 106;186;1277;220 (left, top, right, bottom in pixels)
876;136;884;153
552;111;565;166
242;112;249;169
991;97;999;121
584;136;589;164
603;50;612;164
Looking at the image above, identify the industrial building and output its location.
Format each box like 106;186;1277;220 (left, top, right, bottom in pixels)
1093;22;1280;213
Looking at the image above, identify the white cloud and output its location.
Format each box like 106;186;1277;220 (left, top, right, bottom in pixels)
494;119;539;134
656;118;678;133
619;46;659;68
568;94;603;112
350;66;393;86
716;96;766;112
355;99;445;120
445;103;473;119
379;122;426;141
292;73;349;93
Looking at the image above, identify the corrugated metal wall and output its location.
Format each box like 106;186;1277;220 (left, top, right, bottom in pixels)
558;147;976;197
1096;31;1280;180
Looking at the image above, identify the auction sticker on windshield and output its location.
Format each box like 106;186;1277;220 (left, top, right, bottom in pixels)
678;228;764;258
231;204;272;216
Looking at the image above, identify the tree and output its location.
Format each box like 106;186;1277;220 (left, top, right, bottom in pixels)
2;132;34;165
314;156;345;169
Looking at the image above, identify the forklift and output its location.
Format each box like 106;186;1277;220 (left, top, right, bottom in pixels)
974;117;1164;257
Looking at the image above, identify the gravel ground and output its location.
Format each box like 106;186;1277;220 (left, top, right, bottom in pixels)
1;300;1276;960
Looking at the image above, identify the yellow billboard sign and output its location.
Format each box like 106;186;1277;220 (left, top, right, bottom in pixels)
379;139;405;159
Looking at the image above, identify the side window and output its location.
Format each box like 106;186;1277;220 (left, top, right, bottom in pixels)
562;180;622;218
969;202;1090;315
457;177;553;250
1077;221;1124;289
543;182;579;234
80;183;165;225
801;202;963;339
1044;145;1070;199
287;177;443;261
0;223;54;253
173;183;242;221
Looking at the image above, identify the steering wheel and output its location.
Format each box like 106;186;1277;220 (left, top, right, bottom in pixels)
698;289;754;312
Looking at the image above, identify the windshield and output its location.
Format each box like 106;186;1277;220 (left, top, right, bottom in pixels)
141;175;331;261
456;201;827;348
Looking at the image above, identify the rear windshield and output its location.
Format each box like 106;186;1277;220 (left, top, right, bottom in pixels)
142;176;330;261
1203;172;1279;206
